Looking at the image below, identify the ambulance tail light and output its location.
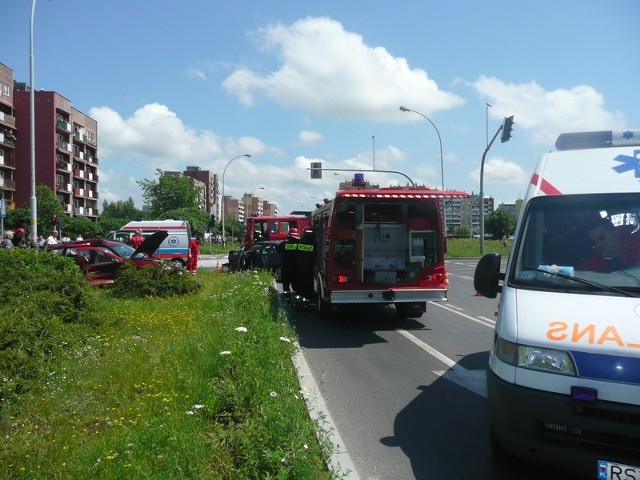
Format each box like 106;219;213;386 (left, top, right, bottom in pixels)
494;336;577;376
331;275;350;283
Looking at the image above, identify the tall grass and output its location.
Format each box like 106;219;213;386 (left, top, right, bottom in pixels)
1;271;332;479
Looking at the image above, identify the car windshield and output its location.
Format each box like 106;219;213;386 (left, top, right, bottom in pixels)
511;193;640;295
109;242;135;258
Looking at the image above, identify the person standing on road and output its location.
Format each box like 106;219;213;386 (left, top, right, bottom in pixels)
295;228;316;305
280;228;300;295
129;229;144;249
188;236;201;274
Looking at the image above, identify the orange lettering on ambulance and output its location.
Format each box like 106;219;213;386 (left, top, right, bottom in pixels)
572;323;597;344
546;321;568;341
597;326;625;346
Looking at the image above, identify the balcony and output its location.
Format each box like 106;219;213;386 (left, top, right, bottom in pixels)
56;119;71;132
0;179;16;190
0;112;16;128
56;160;72;172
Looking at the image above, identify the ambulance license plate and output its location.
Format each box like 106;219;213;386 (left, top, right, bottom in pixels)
597;460;640;480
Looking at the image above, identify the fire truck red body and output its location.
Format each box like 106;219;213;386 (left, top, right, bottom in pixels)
310;183;468;318
243;214;311;247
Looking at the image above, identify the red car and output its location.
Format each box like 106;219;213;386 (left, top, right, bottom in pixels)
47;231;168;285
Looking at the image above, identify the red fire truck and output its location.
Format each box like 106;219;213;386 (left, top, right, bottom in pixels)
310;180;468;318
243;214;311;247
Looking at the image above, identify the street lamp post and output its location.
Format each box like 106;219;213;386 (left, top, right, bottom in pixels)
221;154;251;246
29;0;38;248
399;105;446;234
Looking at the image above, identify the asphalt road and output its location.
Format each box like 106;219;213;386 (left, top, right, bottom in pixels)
285;258;574;480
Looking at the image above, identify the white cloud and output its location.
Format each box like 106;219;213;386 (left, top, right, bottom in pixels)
470;76;627;144
187;67;207;81
470;157;528;187
298;130;323;145
223;17;464;120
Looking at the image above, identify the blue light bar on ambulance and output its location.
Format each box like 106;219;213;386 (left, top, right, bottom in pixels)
555;130;640;151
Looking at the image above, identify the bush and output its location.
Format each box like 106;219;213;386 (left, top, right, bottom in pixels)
0;249;100;407
109;262;202;298
0;248;91;324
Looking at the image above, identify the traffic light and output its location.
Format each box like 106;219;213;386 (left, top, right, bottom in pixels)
51;216;57;226
310;161;322;179
501;116;514;143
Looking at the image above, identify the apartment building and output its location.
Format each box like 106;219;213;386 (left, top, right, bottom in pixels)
13;85;99;220
183;166;218;215
443;194;495;235
0;64;17;209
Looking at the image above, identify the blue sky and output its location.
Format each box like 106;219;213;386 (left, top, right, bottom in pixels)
3;0;639;215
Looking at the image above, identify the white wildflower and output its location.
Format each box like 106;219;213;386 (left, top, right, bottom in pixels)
279;336;291;343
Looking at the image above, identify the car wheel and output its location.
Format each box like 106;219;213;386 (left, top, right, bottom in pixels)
171;258;185;269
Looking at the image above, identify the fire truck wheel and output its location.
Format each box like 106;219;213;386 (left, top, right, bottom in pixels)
317;289;332;319
396;302;425;319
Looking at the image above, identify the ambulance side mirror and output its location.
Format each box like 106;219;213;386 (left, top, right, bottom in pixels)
474;253;503;298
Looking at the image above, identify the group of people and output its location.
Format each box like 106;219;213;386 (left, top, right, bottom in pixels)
279;227;316;308
1;228;80;249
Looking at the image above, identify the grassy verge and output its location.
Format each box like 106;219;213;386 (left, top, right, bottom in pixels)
1;271;333;479
446;238;512;258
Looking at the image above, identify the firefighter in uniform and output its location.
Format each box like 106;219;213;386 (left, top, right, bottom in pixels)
280;228;300;306
295;228;316;309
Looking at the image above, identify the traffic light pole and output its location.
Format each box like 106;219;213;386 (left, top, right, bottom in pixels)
479;115;515;254
480;125;504;255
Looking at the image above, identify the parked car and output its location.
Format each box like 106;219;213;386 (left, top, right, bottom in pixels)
228;240;283;280
47;231;168;286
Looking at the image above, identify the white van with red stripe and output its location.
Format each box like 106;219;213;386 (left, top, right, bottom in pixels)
106;220;192;267
475;130;640;478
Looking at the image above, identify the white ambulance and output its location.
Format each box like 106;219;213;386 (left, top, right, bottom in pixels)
106;220;192;267
475;130;640;478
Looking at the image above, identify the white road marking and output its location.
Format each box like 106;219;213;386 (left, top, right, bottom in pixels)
430;301;496;328
397;329;488;398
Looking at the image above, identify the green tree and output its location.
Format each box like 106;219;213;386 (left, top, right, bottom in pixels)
485;209;516;240
98;197;144;236
59;215;101;240
138;170;200;218
100;197;142;220
6;185;64;237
